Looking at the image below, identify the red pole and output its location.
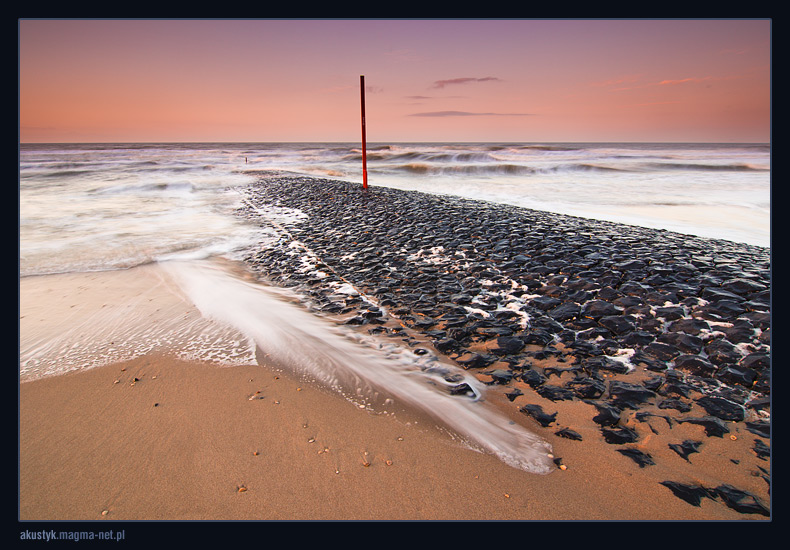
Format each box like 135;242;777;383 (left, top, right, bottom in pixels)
360;75;368;189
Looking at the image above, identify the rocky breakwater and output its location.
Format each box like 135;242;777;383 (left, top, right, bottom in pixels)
237;173;770;518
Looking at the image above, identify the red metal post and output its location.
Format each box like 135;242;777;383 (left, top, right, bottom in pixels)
360;75;368;189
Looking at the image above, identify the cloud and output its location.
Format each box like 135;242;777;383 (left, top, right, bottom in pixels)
596;75;719;92
431;77;501;89
408;110;532;117
657;77;714;86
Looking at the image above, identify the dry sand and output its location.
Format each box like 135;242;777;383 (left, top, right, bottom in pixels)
19;266;771;524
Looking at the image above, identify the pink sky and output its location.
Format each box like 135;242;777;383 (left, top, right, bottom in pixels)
19;19;771;143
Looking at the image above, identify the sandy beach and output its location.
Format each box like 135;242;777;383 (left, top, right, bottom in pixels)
19;262;770;523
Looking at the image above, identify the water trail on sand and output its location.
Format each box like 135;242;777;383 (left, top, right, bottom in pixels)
160;259;555;475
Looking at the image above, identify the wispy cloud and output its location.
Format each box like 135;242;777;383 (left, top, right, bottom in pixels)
408;110;532;117
596;75;721;92
657;77;715;86
431;77;501;89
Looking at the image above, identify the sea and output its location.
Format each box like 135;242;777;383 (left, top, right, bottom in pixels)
18;141;771;473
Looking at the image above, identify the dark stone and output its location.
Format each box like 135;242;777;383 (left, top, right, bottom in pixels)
753;438;770;460
522;329;555;346
678;416;730;438
621;331;655;346
745;420;770;438
608;381;656;408
667;318;710;335
717;365;758;388
519;404;557;427
531;295;562;311
485;369;515;385
630;351;668;372
434;337;460;353
617;448;655;467
601;426;639;444
658;398;692;413
536;384;576;402
659;332;703;354
669;439;702;461
746;396;770;411
489;336;525;355
520;369;547;388
581;300;621;319
555;427;583;441
696;396;745;422
565;376;606;399
586;401;622;426
725;323;756;344
455;353;495;369
660;481;714;507
673;354;717;377
705;339;742;365
548;302;580;321
582;355;630;375
721;278;767;295
638;382;664;400
740;352;770;371
505;388;523;402
713;485;770;516
643;342;680;362
599;315;635;335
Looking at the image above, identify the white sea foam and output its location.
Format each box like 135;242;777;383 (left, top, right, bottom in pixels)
160;258;555;474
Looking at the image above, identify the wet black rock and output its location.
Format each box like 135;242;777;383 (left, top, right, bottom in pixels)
608;381;656;409
455;352;495;369
713;485;770;516
695;396;746;422
617;448;655;467
672;354;717;377
601;426;639;444
485;369;515;385
582;355;630;375
548;303;580;322
505;388;523;402
581;300;621;319
565;376;606;399
678;416;730;438
745;420;770;438
520;369;548;388
753;438;770;460
236;175;769;493
555;427;583;441
536;384;576;402
660;481;714;507
658;398;692;413
586;401;623;427
490;336;525;355
520;404;557;427
669;439;702;461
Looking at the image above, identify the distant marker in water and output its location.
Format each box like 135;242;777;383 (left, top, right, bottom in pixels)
360;75;368;189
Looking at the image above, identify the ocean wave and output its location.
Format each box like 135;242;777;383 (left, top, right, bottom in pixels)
647;162;769;172
89;181;196;195
388;162;630;176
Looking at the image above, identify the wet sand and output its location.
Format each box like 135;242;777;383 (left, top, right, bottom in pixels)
18;266;769;524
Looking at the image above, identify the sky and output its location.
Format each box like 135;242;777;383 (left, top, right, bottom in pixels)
18;18;771;143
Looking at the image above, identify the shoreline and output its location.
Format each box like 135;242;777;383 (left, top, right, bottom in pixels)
19;175;770;522
20;350;763;522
